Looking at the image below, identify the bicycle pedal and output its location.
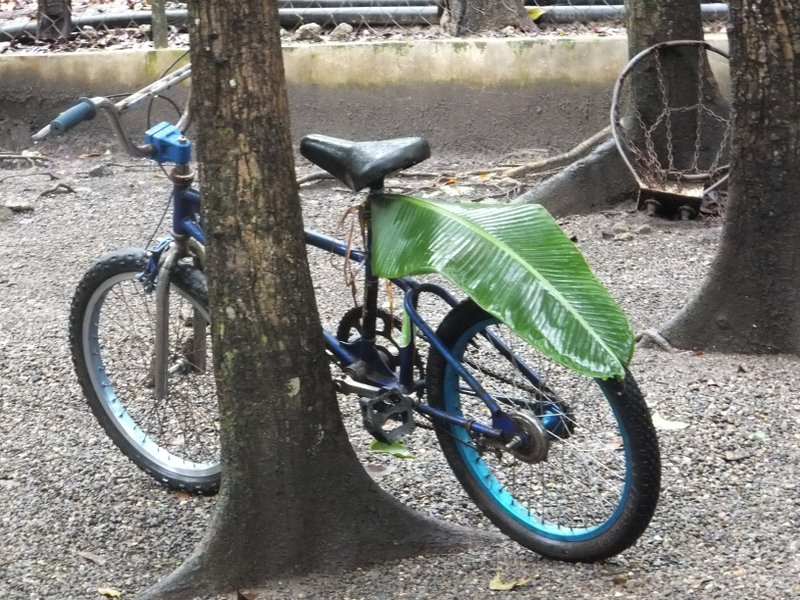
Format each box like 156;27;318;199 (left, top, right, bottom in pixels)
359;389;415;444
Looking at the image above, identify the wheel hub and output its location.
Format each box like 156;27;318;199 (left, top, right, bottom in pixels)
506;410;551;463
479;410;551;464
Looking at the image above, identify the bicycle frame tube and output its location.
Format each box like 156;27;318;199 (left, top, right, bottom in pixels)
402;284;524;439
305;213;516;440
154;181;519;442
304;230;365;263
154;243;180;401
173;186;204;244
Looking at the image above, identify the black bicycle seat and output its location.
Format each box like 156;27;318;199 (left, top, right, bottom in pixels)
300;134;430;192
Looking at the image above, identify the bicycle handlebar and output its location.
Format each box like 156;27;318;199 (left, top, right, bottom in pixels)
32;62;193;159
50;97;97;135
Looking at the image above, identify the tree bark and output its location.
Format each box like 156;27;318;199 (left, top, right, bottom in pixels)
659;0;800;352
440;0;535;35
625;0;703;55
139;2;477;598
36;0;71;40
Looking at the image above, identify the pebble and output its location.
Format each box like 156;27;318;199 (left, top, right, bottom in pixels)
1;151;798;599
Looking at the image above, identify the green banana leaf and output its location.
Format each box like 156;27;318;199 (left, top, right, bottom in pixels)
369;194;634;379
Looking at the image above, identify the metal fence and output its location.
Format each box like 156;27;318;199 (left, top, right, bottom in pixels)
0;1;729;52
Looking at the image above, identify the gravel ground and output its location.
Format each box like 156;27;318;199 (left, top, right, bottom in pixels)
1;141;799;600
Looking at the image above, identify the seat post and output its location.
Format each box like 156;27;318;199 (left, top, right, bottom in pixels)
360;179;384;346
368;178;385;196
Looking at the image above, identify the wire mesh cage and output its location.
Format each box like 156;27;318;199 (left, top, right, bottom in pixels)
610;40;731;219
0;1;729;52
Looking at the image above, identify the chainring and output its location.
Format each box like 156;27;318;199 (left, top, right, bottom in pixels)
336;306;425;379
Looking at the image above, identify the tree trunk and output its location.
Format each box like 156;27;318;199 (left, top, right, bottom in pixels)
151;0;169;49
515;0;711;215
139;2;475;598
625;0;703;55
626;0;728;186
659;0;800;352
36;0;71;40
440;0;535;35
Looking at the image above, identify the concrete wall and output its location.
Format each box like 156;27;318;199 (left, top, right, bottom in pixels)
0;35;729;155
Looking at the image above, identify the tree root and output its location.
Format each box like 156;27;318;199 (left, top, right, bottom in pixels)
0;171;58;185
38;182;76;198
0;153;51;167
513;137;637;216
296;125;611;193
501;126;612;179
636;329;675;351
136;482;498;600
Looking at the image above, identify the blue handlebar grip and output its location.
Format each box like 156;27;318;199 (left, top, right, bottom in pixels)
50;97;97;135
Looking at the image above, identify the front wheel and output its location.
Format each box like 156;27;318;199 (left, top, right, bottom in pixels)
69;248;220;493
426;300;660;562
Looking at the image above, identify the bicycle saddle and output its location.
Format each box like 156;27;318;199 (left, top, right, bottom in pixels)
300;134;431;192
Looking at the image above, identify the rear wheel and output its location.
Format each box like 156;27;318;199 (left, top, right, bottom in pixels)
69;249;220;493
427;300;660;561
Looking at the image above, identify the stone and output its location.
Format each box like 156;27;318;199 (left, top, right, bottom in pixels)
4;201;33;213
294;23;323;42
88;164;113;178
330;23;354;42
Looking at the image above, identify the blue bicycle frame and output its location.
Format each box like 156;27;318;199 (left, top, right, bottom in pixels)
34;96;537;444
153;160;528;443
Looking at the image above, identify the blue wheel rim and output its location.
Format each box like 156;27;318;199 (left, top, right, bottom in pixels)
444;317;632;542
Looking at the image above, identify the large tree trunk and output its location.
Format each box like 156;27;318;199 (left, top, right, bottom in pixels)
515;0;709;216
659;0;800;352
139;2;472;598
440;0;534;35
626;0;703;55
36;0;71;39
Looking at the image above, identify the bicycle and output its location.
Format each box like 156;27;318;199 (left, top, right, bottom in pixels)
35;66;660;563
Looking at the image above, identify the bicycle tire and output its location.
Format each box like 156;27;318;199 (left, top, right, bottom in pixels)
426;300;660;562
69;248;220;493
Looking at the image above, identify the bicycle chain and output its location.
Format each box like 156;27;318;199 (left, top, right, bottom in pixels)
461;354;542;397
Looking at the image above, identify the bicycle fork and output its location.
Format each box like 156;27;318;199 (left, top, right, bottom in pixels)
151;242;208;401
153;246;179;401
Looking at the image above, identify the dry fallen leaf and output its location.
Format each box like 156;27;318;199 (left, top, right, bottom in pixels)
723;450;752;462
651;411;689;431
363;463;398;478
97;587;123;598
489;574;530;591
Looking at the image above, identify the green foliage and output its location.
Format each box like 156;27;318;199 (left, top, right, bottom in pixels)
369;439;414;459
370;194;634;379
